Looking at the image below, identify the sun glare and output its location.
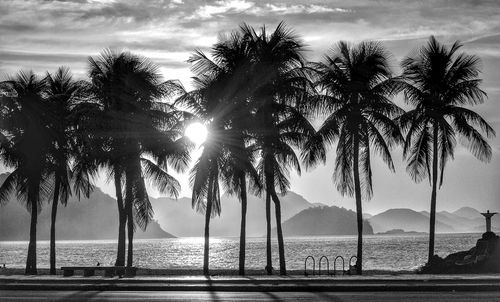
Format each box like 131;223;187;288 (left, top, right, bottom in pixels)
185;122;208;145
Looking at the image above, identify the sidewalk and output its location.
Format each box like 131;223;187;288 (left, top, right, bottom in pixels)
1;274;500;292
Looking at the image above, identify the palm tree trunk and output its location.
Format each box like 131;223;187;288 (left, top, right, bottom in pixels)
49;178;61;275
271;190;286;275
114;171;126;267
238;173;247;276
265;189;272;275
25;180;39;275
125;168;134;268
203;176;214;276
428;123;439;263
353;135;363;275
126;203;133;267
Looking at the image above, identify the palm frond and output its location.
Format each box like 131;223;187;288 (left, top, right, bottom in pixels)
141;158;180;198
0;170;18;206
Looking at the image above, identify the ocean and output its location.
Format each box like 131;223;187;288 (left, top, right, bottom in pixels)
0;233;480;271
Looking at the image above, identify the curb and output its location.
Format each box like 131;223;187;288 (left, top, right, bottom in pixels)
2;282;500;292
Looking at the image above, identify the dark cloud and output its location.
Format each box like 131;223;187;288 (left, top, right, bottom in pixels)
0;22;38;33
0;50;86;61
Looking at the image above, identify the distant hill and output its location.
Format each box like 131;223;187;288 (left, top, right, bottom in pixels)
0;173;175;241
370;207;500;234
368;208;455;233
2;172;498;240
0;171;320;240
453;207;482;220
273;206;373;236
151;191;317;237
420;210;485;233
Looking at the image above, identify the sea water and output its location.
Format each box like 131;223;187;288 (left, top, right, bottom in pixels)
0;233;480;271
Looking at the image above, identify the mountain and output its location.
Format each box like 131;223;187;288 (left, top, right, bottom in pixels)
273;206;373;236
370;207;500;234
368;208;455;233
150;191;317;237
0;173;175;241
2;171;497;239
453;207;482;220
420;210;485;233
0;172;320;239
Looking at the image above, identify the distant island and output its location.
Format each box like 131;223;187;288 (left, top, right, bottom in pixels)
376;229;427;235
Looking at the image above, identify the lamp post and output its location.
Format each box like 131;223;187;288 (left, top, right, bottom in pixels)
480;210;498;233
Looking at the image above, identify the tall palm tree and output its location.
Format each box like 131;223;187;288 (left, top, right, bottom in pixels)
175;31;261;274
126;102;191;268
0;71;53;275
87;49;189;267
85;50;131;266
302;41;403;275
243;23;315;275
45;67;95;275
175;69;232;275
398;36;495;264
210;31;261;276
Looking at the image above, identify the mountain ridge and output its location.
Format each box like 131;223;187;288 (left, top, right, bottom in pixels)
273;205;373;236
0;173;175;241
1;173;498;240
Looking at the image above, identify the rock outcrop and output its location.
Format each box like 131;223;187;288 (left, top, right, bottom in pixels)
421;232;500;273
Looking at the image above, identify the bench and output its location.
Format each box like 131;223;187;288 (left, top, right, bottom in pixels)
61;266;137;277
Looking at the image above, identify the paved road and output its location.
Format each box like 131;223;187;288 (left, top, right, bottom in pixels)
1;291;500;301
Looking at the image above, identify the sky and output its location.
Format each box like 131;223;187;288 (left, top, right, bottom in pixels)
1;0;500;215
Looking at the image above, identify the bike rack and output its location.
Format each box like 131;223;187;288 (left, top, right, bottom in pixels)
348;255;358;275
304;256;315;276
333;255;345;275
318;256;330;276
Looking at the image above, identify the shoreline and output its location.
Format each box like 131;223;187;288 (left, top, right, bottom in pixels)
0;267;416;276
0;232;484;243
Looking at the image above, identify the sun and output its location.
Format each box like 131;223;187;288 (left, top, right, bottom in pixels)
185;122;208;145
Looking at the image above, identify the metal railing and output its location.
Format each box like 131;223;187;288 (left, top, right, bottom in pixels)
303;254;359;276
318;256;330;276
304;256;315;276
333;255;345;275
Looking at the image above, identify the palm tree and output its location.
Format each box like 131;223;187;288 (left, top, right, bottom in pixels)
210;31;261;276
175;31;261;274
85;50;130;266
45;67;95;275
126;102;191;268
398;36;495;264
0;71;53;275
302;41;403;275
87;49;189;267
175;68;232;275
243;23;315;275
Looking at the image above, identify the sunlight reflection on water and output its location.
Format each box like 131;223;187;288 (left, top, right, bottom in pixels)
0;234;480;271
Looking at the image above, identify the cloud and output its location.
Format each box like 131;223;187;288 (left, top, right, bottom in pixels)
249;4;351;15
1;0;499;211
193;0;254;19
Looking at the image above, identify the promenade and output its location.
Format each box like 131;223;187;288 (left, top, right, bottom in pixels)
1;273;500;292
